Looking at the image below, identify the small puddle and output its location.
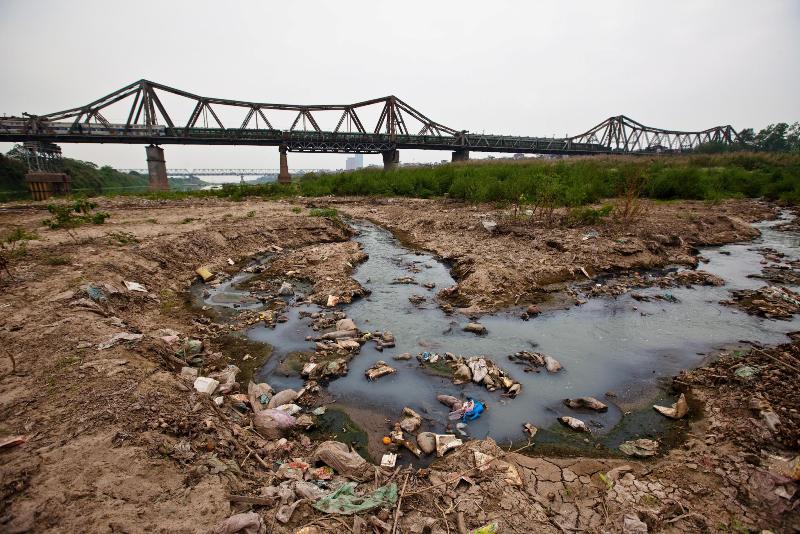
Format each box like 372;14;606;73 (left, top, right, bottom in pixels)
198;213;800;454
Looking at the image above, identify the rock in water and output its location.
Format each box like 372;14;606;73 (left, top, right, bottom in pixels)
544;355;563;373
278;282;294;296
564;397;608;411
463;322;488;335
558;416;589;432
653;393;689;419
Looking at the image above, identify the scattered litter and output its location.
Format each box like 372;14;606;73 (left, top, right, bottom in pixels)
523;423;538;438
210;512;263;534
196;266;215;282
380;452;397;468
482;219;497;233
193;376;219;395
123;280;147;292
365;361;396;380
619;439;659;457
253;409;297;439
399;407;422;433
313;482;398;515
226;258;235;265
435;434;463;457
312;441;370;481
326;294;341;307
268;389;299;409
653;393;689;419
312;406;326;416
97;332;143;350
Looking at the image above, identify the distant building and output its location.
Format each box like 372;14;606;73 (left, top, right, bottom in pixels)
345;153;363;170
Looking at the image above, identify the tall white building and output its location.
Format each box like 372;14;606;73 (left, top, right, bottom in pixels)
345;153;364;170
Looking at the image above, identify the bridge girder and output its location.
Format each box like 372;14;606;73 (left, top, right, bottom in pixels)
1;80;739;155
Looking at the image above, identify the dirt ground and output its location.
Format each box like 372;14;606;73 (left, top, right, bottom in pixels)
0;196;797;533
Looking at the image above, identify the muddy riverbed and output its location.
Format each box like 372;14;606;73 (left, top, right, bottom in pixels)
198;212;800;458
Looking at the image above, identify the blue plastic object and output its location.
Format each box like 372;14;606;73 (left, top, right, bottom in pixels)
462;398;485;422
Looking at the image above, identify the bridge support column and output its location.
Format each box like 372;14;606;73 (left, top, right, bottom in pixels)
278;145;291;184
451;149;470;162
381;149;399;171
145;144;169;191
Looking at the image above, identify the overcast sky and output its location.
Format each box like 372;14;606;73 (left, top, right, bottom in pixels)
1;0;798;173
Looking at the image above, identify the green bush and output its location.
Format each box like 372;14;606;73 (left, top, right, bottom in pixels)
43;199;110;230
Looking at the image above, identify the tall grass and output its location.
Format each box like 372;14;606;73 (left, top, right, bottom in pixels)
297;153;800;205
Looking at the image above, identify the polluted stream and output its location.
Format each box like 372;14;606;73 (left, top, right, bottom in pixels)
198;215;800;459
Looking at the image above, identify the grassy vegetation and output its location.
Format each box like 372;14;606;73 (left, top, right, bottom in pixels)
296;153;800;205
3;152;799;207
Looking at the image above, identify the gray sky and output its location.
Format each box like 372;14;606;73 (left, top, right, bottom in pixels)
1;0;798;172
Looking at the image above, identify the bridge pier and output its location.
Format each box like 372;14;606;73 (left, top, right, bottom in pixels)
278;145;291;184
451;149;470;163
145;145;169;191
381;149;399;171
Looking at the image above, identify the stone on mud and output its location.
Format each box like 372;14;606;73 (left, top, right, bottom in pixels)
278;282;294;296
366;361;396;380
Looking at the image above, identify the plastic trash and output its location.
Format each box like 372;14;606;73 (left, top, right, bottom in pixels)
196;266;214;282
462;398;485;422
193;376;219;395
435;434;463;457
312;482;397;515
312;441;370;481
253;409;297;439
123;280;147;292
381;452;397;467
210;512;263;534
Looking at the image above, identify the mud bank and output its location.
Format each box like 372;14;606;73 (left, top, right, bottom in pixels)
0;196;797;533
329;198;775;312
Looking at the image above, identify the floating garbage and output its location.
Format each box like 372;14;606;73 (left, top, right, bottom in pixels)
365;361;396;380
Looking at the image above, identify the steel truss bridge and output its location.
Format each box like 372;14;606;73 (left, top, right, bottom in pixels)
118;168;324;177
1;79;738;156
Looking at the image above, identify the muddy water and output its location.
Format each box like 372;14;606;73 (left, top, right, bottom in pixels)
209;214;799;450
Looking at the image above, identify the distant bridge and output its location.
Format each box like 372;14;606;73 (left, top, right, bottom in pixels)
118;168;325;177
0;79;739;188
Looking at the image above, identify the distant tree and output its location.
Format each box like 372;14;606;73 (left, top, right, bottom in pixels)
755;123;790;152
736;128;755;148
786;122;800;152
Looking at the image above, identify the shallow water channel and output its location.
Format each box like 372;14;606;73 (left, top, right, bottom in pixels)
203;214;800;454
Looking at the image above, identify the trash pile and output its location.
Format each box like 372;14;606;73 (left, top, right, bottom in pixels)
723;285;800;320
508;351;563;373
418;353;522;396
577;269;725;300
